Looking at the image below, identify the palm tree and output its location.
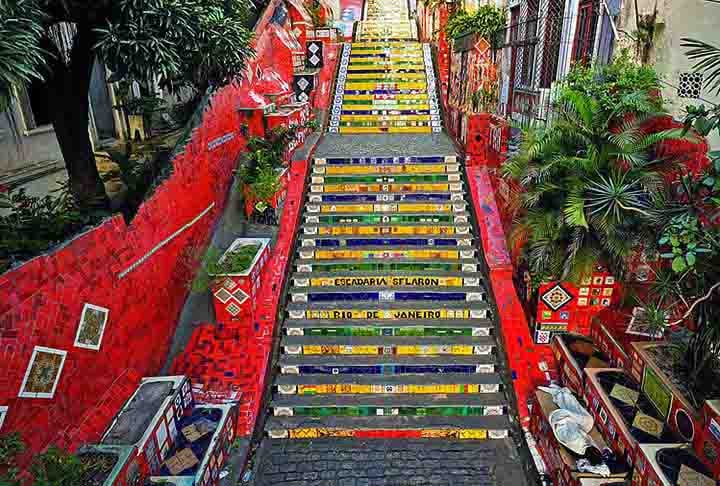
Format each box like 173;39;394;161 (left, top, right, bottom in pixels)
503;89;688;287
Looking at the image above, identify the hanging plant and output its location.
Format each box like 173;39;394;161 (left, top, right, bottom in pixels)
445;5;505;41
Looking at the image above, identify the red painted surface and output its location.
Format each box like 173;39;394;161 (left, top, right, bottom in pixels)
0;0;325;466
171;156;312;436
465;165;550;423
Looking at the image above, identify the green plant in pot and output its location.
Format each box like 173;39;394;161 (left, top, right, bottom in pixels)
502;57;691;290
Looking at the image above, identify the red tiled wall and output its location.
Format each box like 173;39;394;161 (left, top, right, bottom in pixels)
0;0;312;465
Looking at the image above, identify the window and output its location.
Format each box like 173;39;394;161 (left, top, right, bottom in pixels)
572;0;599;64
18;78;53;131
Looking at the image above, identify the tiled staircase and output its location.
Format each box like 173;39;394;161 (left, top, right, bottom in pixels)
251;1;528;483
264;154;513;441
328;0;441;134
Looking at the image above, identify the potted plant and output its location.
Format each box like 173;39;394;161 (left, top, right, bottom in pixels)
194;238;271;323
502;56;691;342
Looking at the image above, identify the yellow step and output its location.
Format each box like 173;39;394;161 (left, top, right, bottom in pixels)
339;104;431;111
346;72;427;80
345;82;426;90
340;114;432;122
322;165;450;175
319;203;454;213
343;93;428;101
338;126;433;134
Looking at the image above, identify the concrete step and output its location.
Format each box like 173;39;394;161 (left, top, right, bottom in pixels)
302;224;471;237
310;182;463;194
286;299;490;314
275;372;503;388
289;287;486;304
278;354;497;369
300;234;475;249
298;245;476;257
295;260;480;274
282;318;492;330
308;192;465;203
270;393;507;415
291;270;484;285
312;163;459;175
305;201;467;214
312;173;458;184
304;213;469;225
265;415;511;439
347;72;427;80
280;335;495;349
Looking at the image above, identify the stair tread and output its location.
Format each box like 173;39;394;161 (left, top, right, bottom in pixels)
275;372;503;386
296;258;479;265
302;222;471;229
305;212;470;218
291;286;484;293
280;335;495;346
287;301;490;310
298;237;475;244
272;393;507;408
265;414;511;431
283;319;492;328
292;271;484;279
278;354;497;366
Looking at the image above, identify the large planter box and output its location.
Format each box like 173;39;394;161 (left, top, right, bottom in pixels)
633;443;715;485
76;444;137;486
534;272;621;344
243;166;290;219
584;368;680;469
551;333;611;397
629;341;720;475
529;389;628;486
101;376;194;476
695;401;720;478
211;238;271;323
589;317;630;371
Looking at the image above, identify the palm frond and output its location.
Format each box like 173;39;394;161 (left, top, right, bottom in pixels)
682;37;720;96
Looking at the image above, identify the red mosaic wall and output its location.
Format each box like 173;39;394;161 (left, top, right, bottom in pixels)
0;0;326;466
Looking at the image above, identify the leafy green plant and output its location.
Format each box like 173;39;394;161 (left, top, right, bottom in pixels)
0;433;25;486
471;85;498;113
191;244;261;293
503;88;688;287
659;214;716;272
682;38;720;96
0;185;103;274
445;6;505;41
0;1;46;112
1;0;256;211
31;447;84;486
237;123;313;202
563;50;662;117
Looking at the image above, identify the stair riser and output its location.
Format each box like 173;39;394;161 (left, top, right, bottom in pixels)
303;226;469;236
280;364;495;374
311;182;461;193
308;193;464;203
300;238;473;248
278;384;501;395
274;406;503;417
296;263;478;273
306;203;466;213
284;327;490;337
298;249;475;260
290;292;485;304
315;156;457;164
282;345;494;357
269;428;508;440
305;215;464;224
293;276;480;287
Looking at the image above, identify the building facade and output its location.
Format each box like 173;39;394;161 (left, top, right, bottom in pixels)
498;0;720;148
0;22;124;179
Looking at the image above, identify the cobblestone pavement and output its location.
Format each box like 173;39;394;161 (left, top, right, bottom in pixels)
314;133;457;158
250;438;531;486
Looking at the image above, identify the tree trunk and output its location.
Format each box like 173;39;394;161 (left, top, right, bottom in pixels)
46;24;110;211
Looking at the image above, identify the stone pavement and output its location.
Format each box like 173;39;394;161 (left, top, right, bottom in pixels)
250;438;531;486
314;133;457;158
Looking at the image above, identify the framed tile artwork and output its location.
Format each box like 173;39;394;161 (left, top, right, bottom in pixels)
74;303;110;350
18;346;67;399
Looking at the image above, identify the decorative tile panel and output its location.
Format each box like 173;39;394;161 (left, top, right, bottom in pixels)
18;346;67;399
74;303;110;351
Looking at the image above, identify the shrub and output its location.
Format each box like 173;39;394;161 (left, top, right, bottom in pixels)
445;6;505;41
562;50;662;117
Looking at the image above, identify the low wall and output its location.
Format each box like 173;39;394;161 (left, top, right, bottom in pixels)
0;0;317;464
